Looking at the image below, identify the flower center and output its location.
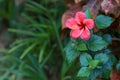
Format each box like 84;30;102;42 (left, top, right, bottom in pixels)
78;22;86;29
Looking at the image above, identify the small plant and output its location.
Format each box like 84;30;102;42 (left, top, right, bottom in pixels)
64;9;120;80
0;0;120;80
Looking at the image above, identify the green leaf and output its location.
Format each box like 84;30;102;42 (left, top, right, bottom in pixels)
103;49;111;54
39;42;48;63
85;9;93;19
8;28;48;38
95;15;114;29
0;66;16;80
102;70;111;79
65;42;79;63
89;60;100;69
87;35;108;51
20;42;38;59
108;54;117;65
103;34;112;44
94;53;109;64
80;53;92;67
77;67;90;77
116;60;120;70
75;42;87;51
89;69;102;80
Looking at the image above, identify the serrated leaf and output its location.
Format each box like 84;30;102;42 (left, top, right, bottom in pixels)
65;42;79;63
89;60;100;69
77;67;90;77
85;9;93;19
94;53;109;64
80;53;92;67
95;15;114;29
87;35;108;51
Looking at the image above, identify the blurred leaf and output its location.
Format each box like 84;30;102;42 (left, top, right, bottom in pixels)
85;9;93;19
103;34;112;44
8;42;28;53
65;42;79;63
41;45;56;67
0;0;65;80
27;55;47;80
80;53;92;67
108;54;117;65
20;42;38;59
103;49;111;54
77;67;90;77
95;15;114;29
102;70;111;79
0;65;16;80
89;60;100;69
11;38;37;46
94;53;109;64
27;1;48;12
8;28;49;38
39;42;48;62
61;61;73;80
89;69;102;80
87;35;108;51
116;60;120;70
75;42;87;51
25;1;51;18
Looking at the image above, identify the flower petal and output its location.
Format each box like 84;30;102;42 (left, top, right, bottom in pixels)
80;27;90;40
66;18;79;30
84;19;94;29
70;29;83;39
75;12;86;23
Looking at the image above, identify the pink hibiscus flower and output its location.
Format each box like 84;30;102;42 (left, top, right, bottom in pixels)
66;12;94;40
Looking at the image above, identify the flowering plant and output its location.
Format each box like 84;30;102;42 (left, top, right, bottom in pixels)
64;9;120;79
66;12;94;40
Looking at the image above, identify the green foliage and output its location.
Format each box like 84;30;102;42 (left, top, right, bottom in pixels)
95;15;114;29
85;9;93;19
116;60;120;70
64;12;118;79
89;69;102;80
86;35;108;51
65;42;79;63
89;60;100;69
77;67;90;77
80;53;92;67
94;53;109;64
65;31;117;80
75;41;87;51
103;34;112;44
0;0;119;80
0;0;69;80
0;0;14;19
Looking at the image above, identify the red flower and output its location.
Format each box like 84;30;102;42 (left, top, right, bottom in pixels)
66;12;94;40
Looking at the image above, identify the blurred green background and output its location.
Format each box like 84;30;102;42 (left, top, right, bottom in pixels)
0;0;80;80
